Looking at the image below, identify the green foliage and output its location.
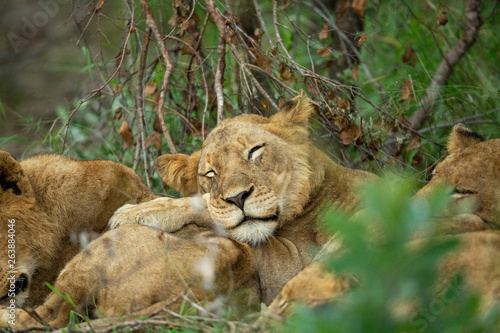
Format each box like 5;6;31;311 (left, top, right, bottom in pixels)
287;177;500;333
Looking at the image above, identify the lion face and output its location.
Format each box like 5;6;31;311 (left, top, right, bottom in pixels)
418;124;500;228
0;152;38;306
157;92;318;245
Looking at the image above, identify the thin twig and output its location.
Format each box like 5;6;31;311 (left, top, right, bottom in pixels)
139;0;177;154
134;28;151;187
252;0;273;46
205;0;230;125
408;0;483;130
215;36;227;125
61;18;133;154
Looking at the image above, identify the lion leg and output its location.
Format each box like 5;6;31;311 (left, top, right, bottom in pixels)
20;254;100;327
263;261;353;319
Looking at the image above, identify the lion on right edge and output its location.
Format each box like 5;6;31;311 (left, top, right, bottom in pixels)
265;123;500;318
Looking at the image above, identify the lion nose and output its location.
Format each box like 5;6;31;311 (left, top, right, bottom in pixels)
224;186;254;210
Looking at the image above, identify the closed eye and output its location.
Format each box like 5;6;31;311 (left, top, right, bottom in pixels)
248;144;265;160
452;185;475;195
203;170;216;178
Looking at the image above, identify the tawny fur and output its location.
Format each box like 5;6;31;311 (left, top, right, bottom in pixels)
0;152;156;308
111;90;376;304
3;225;260;327
264;125;500;318
1;91;376;327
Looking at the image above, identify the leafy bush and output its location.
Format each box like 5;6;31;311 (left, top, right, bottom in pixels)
287;177;500;333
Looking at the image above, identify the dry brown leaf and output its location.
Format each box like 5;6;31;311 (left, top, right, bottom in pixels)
374;118;396;132
357;33;367;47
278;97;287;108
397;115;411;128
337;96;350;110
119;121;134;150
92;0;104;13
316;47;331;57
152;131;162;150
340;130;353;145
337;0;350;19
180;14;200;35
114;107;123;120
181;36;194;55
144;80;157;97
351;63;359;83
113;83;123;94
279;63;291;81
261;99;269;111
272;47;278;56
153;117;161;133
325;89;336;103
319;21;329;40
437;8;448;26
352;124;362;141
402;45;416;66
401;80;415;102
352;0;367;19
334;115;347;132
114;49;130;66
305;78;319;96
340;125;362;146
256;54;271;73
150;92;160;108
189;117;209;137
407;132;421;151
168;11;178;27
397;115;412;135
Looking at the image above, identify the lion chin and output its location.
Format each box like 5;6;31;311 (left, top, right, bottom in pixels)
229;220;279;246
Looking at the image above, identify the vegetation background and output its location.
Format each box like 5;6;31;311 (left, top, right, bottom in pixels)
0;0;499;331
1;0;498;194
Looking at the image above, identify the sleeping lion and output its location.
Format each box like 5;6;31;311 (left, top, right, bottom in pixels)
0;91;376;327
264;123;500;318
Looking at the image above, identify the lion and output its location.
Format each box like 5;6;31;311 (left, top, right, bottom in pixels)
263;123;500;318
109;90;376;303
1;91;376;327
0;152;156;309
1;224;261;327
416;123;500;233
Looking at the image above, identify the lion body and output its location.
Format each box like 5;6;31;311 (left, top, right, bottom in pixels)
1;92;376;327
4;224;260;327
111;91;375;304
264;124;500;317
0;152;155;307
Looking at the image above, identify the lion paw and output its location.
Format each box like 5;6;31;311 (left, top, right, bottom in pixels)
108;204;142;229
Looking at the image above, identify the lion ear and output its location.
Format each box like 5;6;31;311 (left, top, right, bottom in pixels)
156;150;201;196
269;90;315;129
0;151;33;197
447;123;484;154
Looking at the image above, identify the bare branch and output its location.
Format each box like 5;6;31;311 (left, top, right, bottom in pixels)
215;36;226;125
408;0;483;130
139;0;177;154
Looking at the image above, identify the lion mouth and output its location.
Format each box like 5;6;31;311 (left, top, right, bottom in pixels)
228;212;280;230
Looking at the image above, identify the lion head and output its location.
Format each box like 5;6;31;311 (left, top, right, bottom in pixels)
417;124;500;231
0;152;46;307
0;151;156;308
156;91;326;246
